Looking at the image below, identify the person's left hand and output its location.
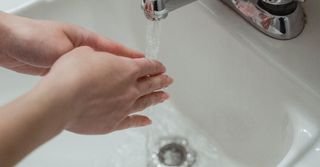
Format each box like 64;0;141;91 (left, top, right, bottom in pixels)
0;12;144;75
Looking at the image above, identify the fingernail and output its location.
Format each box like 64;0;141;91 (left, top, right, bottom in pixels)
161;93;170;101
143;119;152;126
166;76;174;84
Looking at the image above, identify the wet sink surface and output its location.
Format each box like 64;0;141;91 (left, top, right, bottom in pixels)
0;0;320;166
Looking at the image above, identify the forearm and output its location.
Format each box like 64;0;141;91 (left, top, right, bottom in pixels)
0;11;14;67
0;84;69;166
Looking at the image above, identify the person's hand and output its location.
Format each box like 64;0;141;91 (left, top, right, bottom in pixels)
0;12;144;75
36;46;173;134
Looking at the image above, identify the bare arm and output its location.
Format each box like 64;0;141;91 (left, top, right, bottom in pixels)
0;84;68;166
0;47;172;167
0;12;173;167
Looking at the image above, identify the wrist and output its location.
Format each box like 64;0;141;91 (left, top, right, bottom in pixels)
33;77;81;130
29;81;73;133
0;78;72;166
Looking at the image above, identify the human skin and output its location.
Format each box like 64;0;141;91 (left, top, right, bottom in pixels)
0;12;173;166
0;11;144;75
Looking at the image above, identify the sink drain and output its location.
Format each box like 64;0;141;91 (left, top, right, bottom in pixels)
158;143;187;166
149;137;196;167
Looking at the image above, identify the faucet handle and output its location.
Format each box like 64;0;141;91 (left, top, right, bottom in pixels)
261;0;304;5
258;0;303;16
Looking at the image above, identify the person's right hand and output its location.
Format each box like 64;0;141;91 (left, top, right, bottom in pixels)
36;46;173;134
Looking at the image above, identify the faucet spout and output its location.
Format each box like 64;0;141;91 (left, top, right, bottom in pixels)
142;0;197;21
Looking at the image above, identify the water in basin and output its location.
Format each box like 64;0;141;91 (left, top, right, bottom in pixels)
143;18;230;166
143;15;247;166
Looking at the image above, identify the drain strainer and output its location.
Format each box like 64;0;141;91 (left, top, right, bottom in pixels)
149;137;196;167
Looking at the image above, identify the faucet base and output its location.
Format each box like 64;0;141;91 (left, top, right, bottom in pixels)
221;0;306;40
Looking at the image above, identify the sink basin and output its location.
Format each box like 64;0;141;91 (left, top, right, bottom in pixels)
0;0;320;166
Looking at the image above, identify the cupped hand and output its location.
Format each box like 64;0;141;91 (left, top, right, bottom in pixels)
38;46;173;134
0;12;143;75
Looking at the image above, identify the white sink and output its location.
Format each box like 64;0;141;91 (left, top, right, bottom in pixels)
1;0;320;166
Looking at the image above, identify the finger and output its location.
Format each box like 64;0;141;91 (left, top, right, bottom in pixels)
63;24;144;58
137;75;173;95
131;91;169;113
84;31;144;58
116;115;152;131
134;58;166;77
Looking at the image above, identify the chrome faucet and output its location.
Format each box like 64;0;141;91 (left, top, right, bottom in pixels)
141;0;306;40
142;0;197;20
